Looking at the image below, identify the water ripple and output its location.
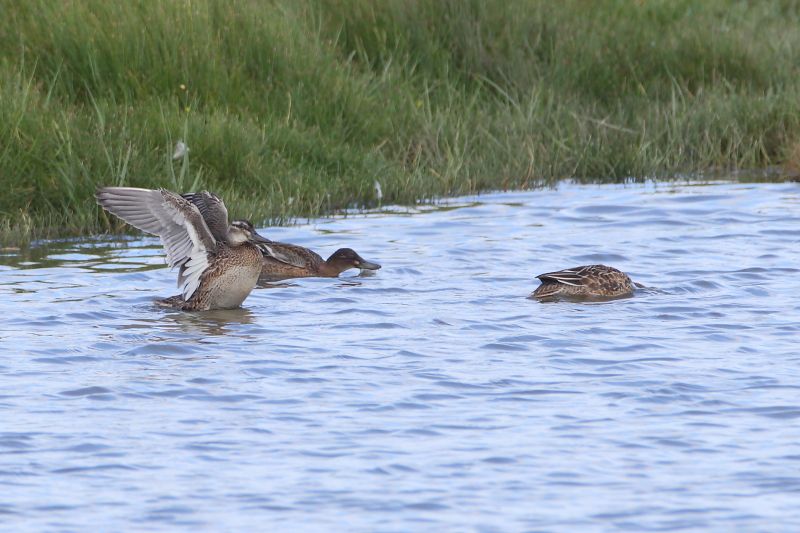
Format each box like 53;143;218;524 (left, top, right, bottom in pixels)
2;181;800;531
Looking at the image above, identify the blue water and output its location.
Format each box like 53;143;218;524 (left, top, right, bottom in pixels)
2;181;800;531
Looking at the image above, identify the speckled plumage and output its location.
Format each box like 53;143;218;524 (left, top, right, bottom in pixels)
96;187;269;311
160;243;265;310
531;264;635;300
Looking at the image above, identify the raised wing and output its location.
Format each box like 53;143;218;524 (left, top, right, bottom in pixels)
96;187;217;300
181;191;229;242
256;241;321;269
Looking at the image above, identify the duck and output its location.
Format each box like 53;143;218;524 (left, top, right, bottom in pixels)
96;187;270;311
531;264;635;300
257;240;381;281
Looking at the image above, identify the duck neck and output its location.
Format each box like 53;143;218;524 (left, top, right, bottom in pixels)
319;260;346;277
225;232;248;247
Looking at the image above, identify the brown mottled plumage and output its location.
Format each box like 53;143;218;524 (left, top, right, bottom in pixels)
257;241;381;281
531;264;635;300
96;187;270;311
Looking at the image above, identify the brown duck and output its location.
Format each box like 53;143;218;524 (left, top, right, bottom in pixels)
257;241;381;281
531;264;635;300
96;187;270;311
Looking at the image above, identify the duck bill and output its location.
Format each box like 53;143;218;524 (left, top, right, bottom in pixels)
250;231;271;244
357;258;381;270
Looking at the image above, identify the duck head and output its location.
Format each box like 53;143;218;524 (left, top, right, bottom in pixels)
227;219;270;246
325;248;381;274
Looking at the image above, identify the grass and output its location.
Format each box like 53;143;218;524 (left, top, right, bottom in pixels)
2;0;800;245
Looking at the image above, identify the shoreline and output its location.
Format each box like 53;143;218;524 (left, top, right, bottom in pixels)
3;1;800;245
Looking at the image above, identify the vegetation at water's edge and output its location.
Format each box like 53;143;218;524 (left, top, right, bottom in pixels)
3;0;800;245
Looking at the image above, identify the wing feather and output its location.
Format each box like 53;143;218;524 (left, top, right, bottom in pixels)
181;191;229;242
96;187;217;300
536;266;588;286
535;265;625;288
256;241;319;269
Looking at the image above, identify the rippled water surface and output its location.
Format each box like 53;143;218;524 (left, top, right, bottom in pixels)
2;181;800;531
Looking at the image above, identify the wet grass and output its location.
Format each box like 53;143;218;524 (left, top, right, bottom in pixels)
3;0;800;244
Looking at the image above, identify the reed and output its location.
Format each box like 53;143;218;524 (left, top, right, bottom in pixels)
3;0;800;244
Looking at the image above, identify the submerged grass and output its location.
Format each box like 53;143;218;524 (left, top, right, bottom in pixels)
3;0;800;244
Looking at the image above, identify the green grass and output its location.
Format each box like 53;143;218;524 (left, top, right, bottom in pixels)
3;0;800;245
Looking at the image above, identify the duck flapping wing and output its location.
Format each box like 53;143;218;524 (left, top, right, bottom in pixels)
96;187;217;300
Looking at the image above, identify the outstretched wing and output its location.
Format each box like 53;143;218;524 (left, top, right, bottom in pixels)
256;241;320;269
96;187;217;300
181;191;229;242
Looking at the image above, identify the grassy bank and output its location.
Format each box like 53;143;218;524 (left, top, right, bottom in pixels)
3;0;800;244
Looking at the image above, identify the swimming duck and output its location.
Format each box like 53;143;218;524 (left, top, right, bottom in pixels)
96;187;270;310
531;264;635;300
257;241;381;281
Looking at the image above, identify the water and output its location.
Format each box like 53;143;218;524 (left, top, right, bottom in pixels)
2;181;800;531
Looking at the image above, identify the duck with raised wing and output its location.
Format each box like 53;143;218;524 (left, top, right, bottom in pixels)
96;187;270;310
257;241;381;282
531;264;635;300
